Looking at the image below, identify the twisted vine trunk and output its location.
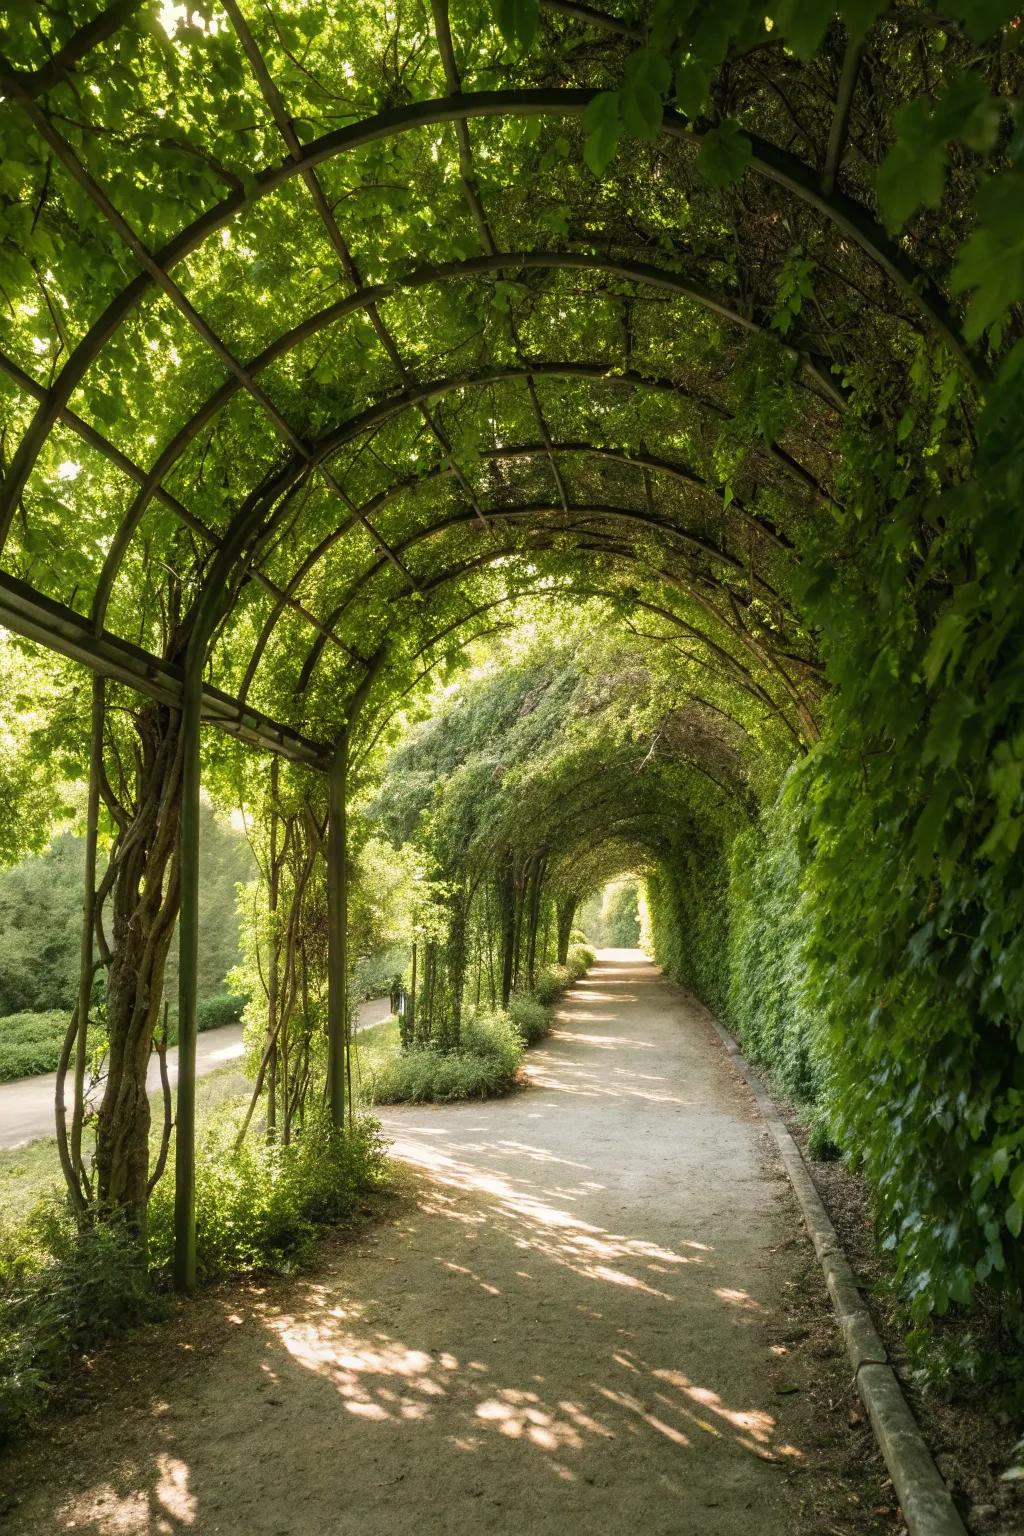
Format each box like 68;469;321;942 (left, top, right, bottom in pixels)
95;701;183;1223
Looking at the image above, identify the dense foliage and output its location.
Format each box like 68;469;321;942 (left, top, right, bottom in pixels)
1;0;1024;1422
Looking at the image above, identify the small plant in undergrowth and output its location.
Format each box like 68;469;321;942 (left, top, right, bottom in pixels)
508;992;553;1043
147;1111;387;1283
194;991;248;1034
567;943;596;978
535;965;572;1005
0;1203;160;1441
905;1325;989;1403
366;1011;524;1104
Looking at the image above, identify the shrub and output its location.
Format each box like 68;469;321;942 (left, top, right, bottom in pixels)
367;1012;524;1104
508;993;553;1043
0;1011;76;1081
535;965;572;1005
0;1205;158;1441
567;943;595;979
351;945;409;1002
147;1111;386;1283
195;991;248;1033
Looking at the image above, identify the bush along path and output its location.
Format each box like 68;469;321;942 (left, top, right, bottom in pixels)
1;953;913;1536
357;945;596;1106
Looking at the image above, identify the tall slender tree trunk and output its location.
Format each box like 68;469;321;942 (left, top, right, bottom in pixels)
406;940;417;1047
497;855;516;1008
525;855;546;992
556;895;577;967
266;758;280;1141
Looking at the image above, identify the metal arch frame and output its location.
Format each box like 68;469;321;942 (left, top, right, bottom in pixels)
233;437;792;711
76;243;843;627
309;531;817;753
0;0;971;1294
0;83;981;547
170;356;832;694
346;580;804;779
88;353;827;683
266;497;796;714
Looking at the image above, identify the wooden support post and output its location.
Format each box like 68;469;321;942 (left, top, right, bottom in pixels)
173;651;202;1292
326;729;348;1131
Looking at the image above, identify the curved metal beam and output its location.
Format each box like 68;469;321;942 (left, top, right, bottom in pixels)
234;437;793;710
86;247;833;626
0;1;144;99
173;357;832;688
1;86;975;551
292;529;811;757
244;495;749;706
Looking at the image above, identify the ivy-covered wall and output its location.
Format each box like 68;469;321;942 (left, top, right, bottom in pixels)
648;717;1024;1323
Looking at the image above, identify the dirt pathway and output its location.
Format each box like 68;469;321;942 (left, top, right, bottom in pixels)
0;952;891;1536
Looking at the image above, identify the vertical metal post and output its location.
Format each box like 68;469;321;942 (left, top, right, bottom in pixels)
173;651;202;1291
326;728;348;1131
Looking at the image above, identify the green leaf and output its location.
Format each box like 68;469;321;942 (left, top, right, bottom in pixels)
675;56;711;119
876;98;948;231
491;0;539;50
1007;1200;1023;1240
696;120;752;187
771;0;831;57
621;49;672;140
583;91;622;177
924;610;968;688
877;77;1002;232
951;173;1024;340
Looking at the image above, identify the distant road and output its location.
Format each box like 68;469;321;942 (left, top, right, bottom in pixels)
0;995;393;1151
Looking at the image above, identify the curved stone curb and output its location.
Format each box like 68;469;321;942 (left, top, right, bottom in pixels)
704;1009;968;1536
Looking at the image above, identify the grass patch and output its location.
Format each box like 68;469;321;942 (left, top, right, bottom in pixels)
0;1062;253;1229
0;996;246;1085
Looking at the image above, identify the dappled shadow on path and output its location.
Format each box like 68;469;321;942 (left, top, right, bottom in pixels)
8;951;823;1536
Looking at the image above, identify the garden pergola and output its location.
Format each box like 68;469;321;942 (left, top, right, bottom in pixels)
0;0;982;1286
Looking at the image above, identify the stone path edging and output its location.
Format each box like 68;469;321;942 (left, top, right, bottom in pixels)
703;1008;968;1536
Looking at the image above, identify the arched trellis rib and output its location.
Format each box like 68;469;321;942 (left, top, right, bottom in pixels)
0;566;331;766
299;536;814;753
0;349;365;663
346;579;764;779
219;0;494;544
85;248;831;626
0;0;144;98
295;494;787;660
0;84;977;546
2;80;419;594
170;358;834;697
279;500;801;720
235;437;792;712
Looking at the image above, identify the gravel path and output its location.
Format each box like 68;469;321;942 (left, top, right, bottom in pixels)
0;952;890;1536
